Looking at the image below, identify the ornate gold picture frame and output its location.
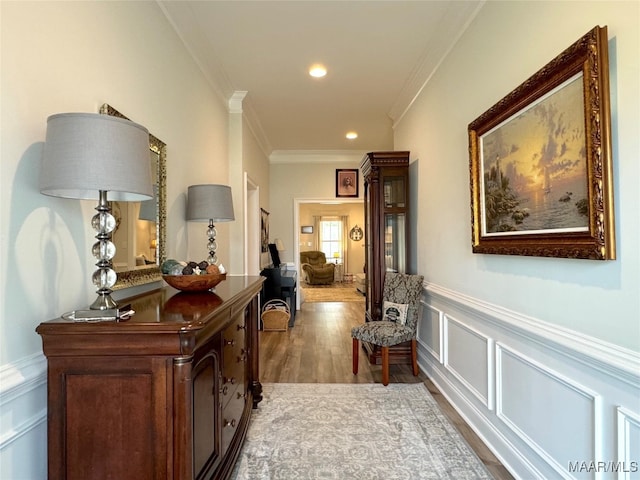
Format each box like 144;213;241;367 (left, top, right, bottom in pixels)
336;169;359;198
468;26;615;260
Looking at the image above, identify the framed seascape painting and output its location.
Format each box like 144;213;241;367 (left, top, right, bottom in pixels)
336;169;359;198
468;26;615;260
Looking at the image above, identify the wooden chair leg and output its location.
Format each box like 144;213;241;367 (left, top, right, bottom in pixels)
381;346;389;386
352;337;359;374
411;339;419;376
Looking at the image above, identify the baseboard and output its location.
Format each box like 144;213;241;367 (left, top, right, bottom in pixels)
421;357;546;479
417;282;640;480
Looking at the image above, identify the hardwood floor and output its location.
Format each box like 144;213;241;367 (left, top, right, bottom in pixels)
259;299;514;480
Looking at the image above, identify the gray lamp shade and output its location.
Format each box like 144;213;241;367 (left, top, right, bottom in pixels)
138;185;158;221
186;184;235;222
40;113;153;201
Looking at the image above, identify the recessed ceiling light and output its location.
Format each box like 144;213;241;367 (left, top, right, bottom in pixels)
346;132;358;140
309;64;327;78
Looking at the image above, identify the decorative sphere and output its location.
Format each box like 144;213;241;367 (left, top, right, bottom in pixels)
92;268;117;289
168;264;184;275
92;240;116;260
91;212;116;233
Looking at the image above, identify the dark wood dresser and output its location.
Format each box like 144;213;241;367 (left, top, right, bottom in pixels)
36;276;264;480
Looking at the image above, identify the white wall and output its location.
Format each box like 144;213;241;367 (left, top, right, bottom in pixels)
268;151;365;265
395;1;639;351
0;2;233;478
396;1;640;477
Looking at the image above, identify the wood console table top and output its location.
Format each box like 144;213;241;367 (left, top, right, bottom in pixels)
37;275;264;357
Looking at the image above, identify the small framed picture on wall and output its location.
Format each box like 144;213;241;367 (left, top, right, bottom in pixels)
336;169;359;198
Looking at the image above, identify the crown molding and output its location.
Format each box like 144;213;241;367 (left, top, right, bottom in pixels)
158;1;232;105
269;150;367;165
389;1;484;128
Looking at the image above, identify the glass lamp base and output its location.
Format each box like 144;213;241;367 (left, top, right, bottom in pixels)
90;292;118;310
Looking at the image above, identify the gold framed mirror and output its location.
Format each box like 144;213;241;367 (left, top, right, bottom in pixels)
100;103;167;289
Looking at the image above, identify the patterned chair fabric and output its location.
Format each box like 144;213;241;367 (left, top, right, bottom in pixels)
351;273;424;344
351;272;424;385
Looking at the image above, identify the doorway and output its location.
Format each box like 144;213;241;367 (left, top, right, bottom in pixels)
294;198;364;309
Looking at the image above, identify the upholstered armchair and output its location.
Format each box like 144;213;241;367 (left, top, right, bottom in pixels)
351;272;424;385
300;251;335;285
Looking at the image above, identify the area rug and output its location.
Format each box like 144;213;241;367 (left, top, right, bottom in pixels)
231;383;493;479
301;284;365;303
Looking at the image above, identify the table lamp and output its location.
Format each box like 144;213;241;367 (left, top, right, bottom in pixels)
138;184;157;222
40;112;153;312
333;252;340;264
186;184;235;264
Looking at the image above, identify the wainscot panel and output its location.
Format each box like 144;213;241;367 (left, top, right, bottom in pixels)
418;304;443;363
445;314;493;410
418;283;640;480
616;407;640;475
0;353;48;479
496;343;600;477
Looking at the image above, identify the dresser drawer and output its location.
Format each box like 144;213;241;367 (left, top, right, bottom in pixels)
221;389;246;455
221;317;247;406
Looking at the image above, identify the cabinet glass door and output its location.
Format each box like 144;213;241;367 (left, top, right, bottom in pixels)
383;176;406;208
384;213;406;273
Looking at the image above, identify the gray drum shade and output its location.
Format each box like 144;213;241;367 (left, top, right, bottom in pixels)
138;185;158;221
186;184;235;222
40;113;153;201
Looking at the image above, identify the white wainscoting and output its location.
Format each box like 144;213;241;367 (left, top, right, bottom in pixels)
0;353;48;479
616;407;640;480
418;283;640;480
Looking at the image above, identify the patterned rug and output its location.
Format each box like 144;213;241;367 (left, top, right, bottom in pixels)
231;383;493;479
301;283;365;303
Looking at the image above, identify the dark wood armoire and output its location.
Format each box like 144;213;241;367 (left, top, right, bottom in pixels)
360;151;412;365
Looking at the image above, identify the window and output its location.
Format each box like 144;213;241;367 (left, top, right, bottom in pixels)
320;219;342;262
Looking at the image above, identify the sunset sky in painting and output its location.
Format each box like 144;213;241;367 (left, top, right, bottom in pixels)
480;73;586;196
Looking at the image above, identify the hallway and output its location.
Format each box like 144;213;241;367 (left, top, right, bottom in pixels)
259;301;514;479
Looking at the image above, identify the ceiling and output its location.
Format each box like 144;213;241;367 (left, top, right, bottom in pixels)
159;1;482;156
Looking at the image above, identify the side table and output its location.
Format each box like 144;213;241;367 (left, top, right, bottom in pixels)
334;263;344;282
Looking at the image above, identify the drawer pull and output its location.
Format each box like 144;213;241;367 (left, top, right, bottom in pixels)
223;376;236;385
224;339;235;347
237;391;247;400
237;323;246;330
237;354;247;363
224;418;237;428
222;385;228;395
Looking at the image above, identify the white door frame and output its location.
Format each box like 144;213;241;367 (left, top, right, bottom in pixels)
244;172;260;276
293;197;362;309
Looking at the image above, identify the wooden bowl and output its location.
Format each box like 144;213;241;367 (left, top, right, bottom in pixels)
162;273;226;292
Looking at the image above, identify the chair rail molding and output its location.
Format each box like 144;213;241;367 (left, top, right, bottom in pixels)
424;283;640;385
0;353;47;449
418;281;640;480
